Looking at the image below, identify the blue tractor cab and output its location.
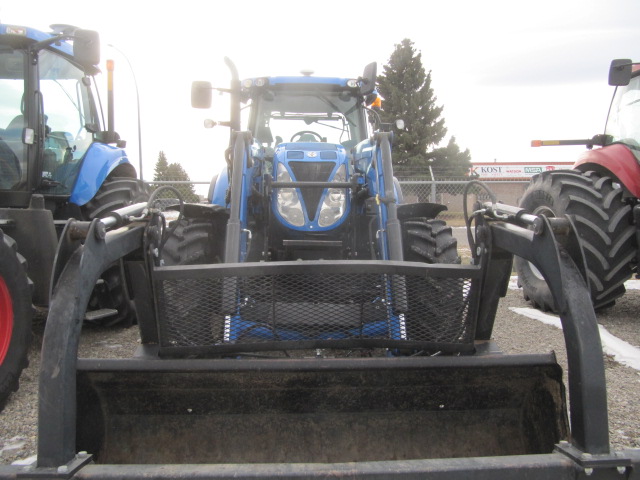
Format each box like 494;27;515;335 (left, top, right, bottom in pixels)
0;24;141;216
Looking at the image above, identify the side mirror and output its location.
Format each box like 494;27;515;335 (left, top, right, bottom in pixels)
191;81;213;108
608;59;632;86
73;29;100;67
360;62;377;96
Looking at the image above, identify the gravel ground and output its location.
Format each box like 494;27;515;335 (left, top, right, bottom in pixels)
1;280;639;465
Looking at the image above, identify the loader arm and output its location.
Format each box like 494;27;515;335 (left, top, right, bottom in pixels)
483;216;608;454
36;209;148;469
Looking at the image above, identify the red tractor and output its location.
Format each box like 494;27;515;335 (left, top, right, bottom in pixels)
516;59;640;311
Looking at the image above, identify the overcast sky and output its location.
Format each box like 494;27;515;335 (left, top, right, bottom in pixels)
2;0;639;192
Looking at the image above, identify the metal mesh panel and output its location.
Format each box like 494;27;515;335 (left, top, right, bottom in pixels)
155;266;476;354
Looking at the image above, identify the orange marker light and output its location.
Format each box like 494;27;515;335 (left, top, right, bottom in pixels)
531;140;561;147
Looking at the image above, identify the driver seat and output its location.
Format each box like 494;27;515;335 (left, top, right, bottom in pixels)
298;133;318;142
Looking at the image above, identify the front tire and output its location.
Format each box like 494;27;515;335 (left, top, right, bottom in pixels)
401;218;463;345
161;216;221;266
403;218;460;264
159;216;223;345
0;230;32;411
515;170;636;311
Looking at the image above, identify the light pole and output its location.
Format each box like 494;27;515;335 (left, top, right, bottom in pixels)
428;163;436;203
107;43;143;181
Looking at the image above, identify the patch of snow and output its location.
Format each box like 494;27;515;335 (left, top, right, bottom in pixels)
624;279;640;290
509;276;640;292
0;437;25;456
11;455;37;466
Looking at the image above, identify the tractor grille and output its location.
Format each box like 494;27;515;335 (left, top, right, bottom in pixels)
154;261;480;356
289;161;336;221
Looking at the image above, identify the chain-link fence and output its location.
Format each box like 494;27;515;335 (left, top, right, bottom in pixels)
145;177;531;225
396;177;530;224
146;180;211;204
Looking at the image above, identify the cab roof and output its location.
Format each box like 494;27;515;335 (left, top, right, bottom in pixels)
0;24;74;57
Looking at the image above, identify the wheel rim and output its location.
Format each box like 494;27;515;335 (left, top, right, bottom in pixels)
0;275;14;364
528;206;557;281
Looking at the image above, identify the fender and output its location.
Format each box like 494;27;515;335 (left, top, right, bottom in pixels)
69;142;132;206
574;143;640;197
210;167;229;206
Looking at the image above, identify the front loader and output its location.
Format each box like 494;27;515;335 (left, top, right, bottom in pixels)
1;61;638;479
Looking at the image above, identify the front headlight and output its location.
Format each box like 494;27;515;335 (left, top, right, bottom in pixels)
318;164;347;227
276;163;305;227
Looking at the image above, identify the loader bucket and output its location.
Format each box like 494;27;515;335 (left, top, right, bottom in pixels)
75;354;568;464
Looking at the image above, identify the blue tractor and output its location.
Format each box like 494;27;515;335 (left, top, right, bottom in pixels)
159;59;460;345
0;24;147;409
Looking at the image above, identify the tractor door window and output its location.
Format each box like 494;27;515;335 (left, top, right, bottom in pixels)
0;49;27;190
38;49;96;186
606;75;640;151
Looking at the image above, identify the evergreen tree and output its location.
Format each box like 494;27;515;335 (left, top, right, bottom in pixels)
153;151;169;181
166;162;199;202
429;136;472;178
377;39;471;177
151;151;199;202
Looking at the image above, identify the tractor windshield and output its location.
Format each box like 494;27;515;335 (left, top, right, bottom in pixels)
38;49;98;193
0;47;99;193
606;73;640;152
252;88;365;152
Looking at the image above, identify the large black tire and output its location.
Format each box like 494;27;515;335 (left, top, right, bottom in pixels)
81;176;149;220
401;218;463;345
161;216;221;266
159;216;223;345
403;218;460;264
515;170;637;311
0;230;32;411
81;176;150;326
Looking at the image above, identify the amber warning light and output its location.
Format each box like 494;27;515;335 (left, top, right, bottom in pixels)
531;140;561;147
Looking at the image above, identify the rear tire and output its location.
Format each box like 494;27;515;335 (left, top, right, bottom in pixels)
0;230;32;411
81;176;150;326
401;218;463;345
81;177;149;220
515;170;636;311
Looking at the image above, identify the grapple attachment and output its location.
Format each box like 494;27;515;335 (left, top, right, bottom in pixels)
18;200;638;480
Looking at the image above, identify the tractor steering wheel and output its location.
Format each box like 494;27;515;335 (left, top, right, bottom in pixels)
290;131;323;142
